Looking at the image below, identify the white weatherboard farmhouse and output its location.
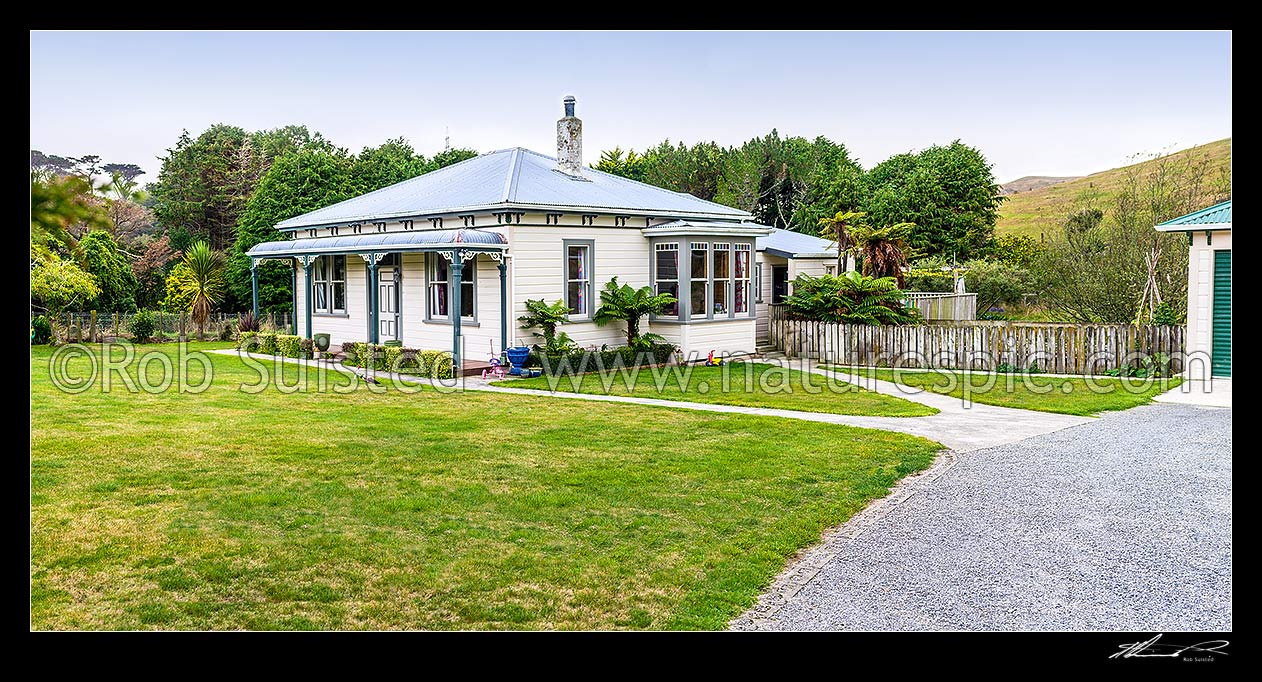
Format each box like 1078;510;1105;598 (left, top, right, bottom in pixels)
248;97;837;369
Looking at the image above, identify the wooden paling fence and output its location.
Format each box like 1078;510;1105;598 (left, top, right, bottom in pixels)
767;304;1185;375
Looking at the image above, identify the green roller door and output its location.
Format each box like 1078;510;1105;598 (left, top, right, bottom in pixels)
1212;249;1231;377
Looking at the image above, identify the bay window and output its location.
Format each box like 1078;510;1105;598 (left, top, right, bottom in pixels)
654;243;679;317
653;238;756;321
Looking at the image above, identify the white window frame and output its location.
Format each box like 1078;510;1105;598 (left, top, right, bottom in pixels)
734;243;751;315
329;255;346;314
689;242;709;320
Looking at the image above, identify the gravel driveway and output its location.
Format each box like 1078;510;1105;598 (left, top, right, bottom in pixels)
734;403;1232;631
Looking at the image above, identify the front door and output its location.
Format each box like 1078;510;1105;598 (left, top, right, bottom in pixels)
379;267;400;342
771;265;789;304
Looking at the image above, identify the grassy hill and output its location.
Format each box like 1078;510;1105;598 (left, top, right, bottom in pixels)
996;138;1232;239
999;175;1080;195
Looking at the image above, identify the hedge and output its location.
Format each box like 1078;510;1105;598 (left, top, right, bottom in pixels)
538;342;676;376
236;331;312;359
341;342;454;380
276;334;314;359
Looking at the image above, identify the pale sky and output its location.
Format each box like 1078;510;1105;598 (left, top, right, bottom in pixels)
29;30;1231;184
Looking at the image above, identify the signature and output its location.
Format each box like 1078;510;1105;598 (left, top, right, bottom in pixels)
1110;634;1230;660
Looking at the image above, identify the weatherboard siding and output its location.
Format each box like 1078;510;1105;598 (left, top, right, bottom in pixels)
1185;229;1232;379
508;224;650;349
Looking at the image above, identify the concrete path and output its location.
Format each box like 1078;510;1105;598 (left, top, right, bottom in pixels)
467;367;1092;452
732;403;1232;631
1155;378;1232;408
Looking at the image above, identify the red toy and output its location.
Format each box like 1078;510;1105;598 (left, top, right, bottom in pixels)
704;350;724;366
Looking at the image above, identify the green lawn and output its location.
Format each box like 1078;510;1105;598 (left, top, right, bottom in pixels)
31;343;941;630
495;362;937;417
826;367;1182;416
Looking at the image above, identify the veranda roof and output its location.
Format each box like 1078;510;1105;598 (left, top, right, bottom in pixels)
247;228;507;261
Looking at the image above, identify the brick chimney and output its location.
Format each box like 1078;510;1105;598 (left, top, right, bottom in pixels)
556;95;582;176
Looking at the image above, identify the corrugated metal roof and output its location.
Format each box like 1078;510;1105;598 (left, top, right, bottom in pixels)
276;147;750;230
1156;199;1232;230
756;227;838;257
642;220;774;237
247;229;507;258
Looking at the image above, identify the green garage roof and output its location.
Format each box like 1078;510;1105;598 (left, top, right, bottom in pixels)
1155;199;1232;231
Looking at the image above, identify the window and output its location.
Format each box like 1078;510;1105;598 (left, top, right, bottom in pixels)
331;256;346;313
690;242;708;319
712;243;730;315
313;256;328;312
428;254;449;318
754;262;764;303
734;244;751;314
655;243;679;318
311;255;345;314
825;264;837;276
427;254;477;320
564;241;593;318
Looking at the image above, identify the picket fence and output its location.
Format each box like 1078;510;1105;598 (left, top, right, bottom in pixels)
767;304;1185;375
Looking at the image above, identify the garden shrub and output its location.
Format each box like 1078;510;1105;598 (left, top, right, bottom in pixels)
783;272;920;325
540;342;676;376
340;342;454;379
130;310;157;343
237;331;258;350
276;334;313;359
219;321;237;341
31;316;52;345
256;332;278;355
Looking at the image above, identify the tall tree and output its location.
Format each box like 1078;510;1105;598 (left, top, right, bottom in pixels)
164;241;226;339
31;174;109;263
226;149;357;312
101;163;145;182
351;137;429;194
132;235;180;310
78;230;138;312
149;125;258;251
593;147;648;182
849;222;916;286
864;141;1003;260
816;210;865;273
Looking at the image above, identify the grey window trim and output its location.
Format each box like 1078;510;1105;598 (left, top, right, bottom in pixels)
649;240;681;321
425;252;476;323
562;239;595;321
754;261;764;303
